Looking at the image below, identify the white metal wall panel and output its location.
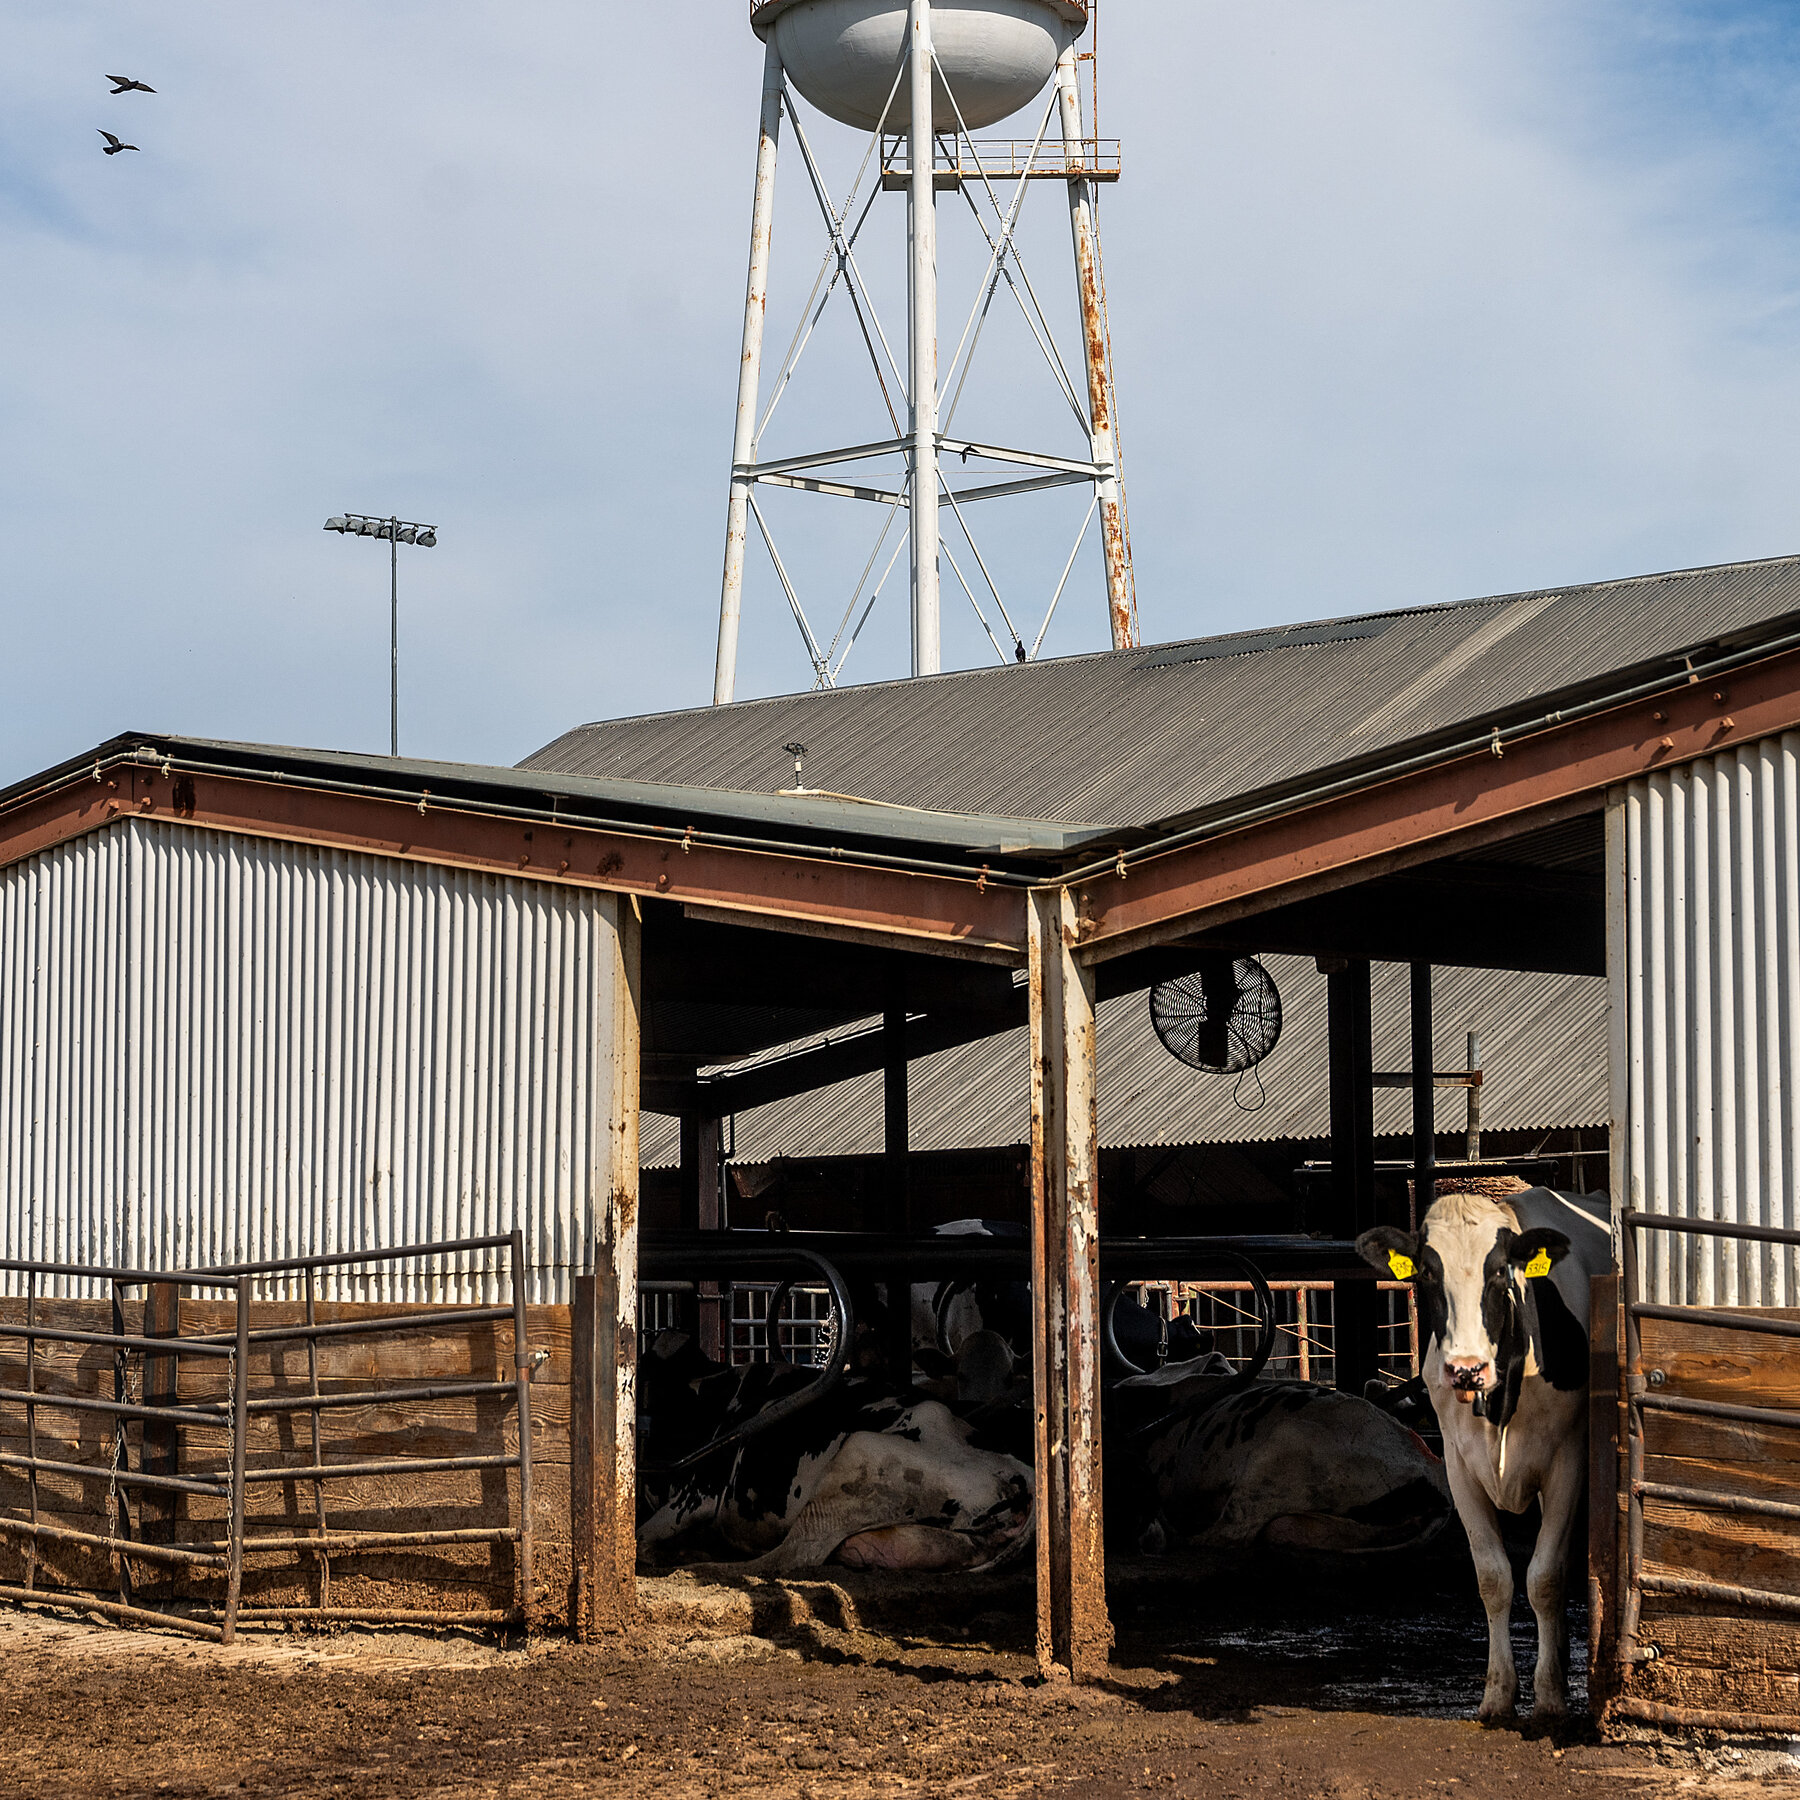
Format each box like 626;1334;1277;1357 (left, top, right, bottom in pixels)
0;819;624;1300
1611;732;1800;1306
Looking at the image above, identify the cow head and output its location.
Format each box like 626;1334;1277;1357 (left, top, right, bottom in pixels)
1356;1193;1570;1430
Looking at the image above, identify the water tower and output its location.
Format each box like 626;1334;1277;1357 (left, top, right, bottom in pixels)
714;0;1137;703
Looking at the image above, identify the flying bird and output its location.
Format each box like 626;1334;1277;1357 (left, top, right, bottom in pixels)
98;130;139;156
107;76;155;95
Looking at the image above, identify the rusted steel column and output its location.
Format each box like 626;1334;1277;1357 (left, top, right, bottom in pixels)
1028;886;1111;1682
573;895;642;1637
1053;45;1135;652
1588;1270;1623;1721
715;36;784;706
882;960;913;1376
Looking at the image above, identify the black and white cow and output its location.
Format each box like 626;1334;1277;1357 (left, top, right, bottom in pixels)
637;1332;1034;1574
1116;1360;1452;1556
1358;1187;1612;1723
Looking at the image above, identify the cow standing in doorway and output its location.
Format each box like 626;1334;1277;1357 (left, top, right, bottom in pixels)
1358;1188;1612;1723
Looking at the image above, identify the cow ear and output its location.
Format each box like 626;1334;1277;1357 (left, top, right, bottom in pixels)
1355;1226;1422;1282
1509;1229;1570;1279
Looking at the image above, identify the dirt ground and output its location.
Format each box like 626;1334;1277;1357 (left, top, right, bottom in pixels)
1;1561;1796;1800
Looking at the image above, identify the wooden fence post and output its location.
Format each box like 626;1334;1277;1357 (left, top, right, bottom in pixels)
140;1282;181;1548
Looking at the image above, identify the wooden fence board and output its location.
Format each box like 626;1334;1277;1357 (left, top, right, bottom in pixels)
0;1297;577;1626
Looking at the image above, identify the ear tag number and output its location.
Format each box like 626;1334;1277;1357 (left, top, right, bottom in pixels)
1524;1249;1553;1279
1387;1251;1415;1281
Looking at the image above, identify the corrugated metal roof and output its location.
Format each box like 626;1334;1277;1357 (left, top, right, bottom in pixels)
640;958;1607;1166
524;554;1800;834
17;733;1097;866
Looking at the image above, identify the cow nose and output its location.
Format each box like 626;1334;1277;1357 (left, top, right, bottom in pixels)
1443;1358;1490;1394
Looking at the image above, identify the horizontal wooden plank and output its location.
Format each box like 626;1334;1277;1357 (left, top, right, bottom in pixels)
1643;1449;1800;1505
1643;1503;1800;1600
0;1301;573;1384
1638;1311;1800;1414
1641;1409;1800;1468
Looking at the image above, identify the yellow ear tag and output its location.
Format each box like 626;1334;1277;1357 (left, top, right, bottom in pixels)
1387;1250;1415;1281
1524;1249;1553;1279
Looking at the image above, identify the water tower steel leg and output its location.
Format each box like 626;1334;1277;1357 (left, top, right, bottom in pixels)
907;0;941;677
715;38;785;708
1054;47;1134;652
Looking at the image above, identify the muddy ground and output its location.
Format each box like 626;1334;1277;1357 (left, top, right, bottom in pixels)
1;1556;1795;1799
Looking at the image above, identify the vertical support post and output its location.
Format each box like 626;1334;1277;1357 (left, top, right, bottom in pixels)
1588;1270;1623;1720
110;1286;133;1603
510;1228;537;1626
679;1112;725;1358
678;1115;704;1233
907;0;940;676
1028;887;1111;1682
223;1279;249;1647
716;38;785;707
1465;1031;1483;1162
1327;959;1379;1395
883;967;914;1377
1409;963;1435;1231
302;1268;329;1609
574;894;642;1637
141;1281;182;1551
1619;1214;1647;1663
388;522;399;752
1053;45;1134;651
23;1273;37;1591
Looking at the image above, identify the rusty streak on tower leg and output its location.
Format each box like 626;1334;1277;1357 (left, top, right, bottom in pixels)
1029;886;1112;1682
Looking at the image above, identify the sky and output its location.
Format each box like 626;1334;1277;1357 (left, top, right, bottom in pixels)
5;2;1800;784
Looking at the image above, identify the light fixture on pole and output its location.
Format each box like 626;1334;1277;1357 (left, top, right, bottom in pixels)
323;513;438;757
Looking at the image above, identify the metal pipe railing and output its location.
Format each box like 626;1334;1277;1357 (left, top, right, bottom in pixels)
1616;1208;1800;1679
0;1235;539;1643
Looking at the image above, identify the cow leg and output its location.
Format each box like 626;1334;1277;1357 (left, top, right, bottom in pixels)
1525;1438;1584;1721
1445;1441;1517;1721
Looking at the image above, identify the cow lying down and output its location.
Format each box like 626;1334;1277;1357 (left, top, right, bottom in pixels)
637;1332;1033;1574
1117;1358;1452;1556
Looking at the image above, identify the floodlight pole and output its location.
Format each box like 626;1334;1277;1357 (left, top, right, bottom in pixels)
324;512;436;758
389;518;400;757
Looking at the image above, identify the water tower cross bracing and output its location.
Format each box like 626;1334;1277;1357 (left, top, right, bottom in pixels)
715;0;1137;703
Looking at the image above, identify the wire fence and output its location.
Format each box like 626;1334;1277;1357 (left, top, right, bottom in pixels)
1142;1280;1419;1389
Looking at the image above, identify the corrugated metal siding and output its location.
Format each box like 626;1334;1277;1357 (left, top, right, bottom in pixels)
1614;734;1800;1306
640;957;1608;1166
0;820;623;1301
526;555;1800;833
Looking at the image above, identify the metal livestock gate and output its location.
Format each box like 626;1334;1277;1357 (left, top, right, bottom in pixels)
1594;733;1800;1731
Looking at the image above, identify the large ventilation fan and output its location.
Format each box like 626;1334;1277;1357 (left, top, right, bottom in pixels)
1149;956;1283;1074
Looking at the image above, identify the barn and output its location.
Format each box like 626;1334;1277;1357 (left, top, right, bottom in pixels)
0;551;1796;1726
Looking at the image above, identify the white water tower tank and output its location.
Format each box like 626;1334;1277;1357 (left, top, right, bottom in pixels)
751;0;1089;133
